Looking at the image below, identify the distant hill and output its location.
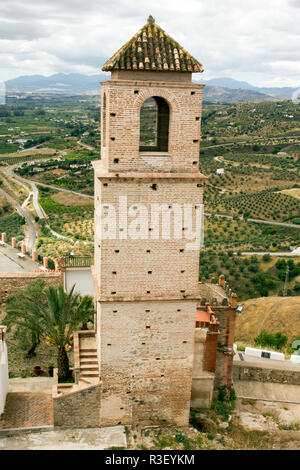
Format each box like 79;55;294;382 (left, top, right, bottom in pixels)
197;77;298;99
5;73;109;94
5;72;293;102
235;296;300;344
202;85;271;103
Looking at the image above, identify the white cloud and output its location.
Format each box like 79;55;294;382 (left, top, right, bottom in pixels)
0;0;299;86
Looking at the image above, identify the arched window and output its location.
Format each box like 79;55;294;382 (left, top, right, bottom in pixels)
102;92;106;147
139;96;169;152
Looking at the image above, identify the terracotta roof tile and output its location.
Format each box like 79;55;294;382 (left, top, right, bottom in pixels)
102;16;204;73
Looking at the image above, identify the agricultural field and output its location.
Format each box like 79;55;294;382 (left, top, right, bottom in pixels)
0;213;25;243
199;251;300;300
204;215;300;251
35;186;93;260
15;150;95;195
0;94;299;302
0;193;13;218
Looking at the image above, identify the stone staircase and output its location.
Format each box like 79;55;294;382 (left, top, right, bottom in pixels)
54;330;100;396
77;331;99;385
79;346;99;382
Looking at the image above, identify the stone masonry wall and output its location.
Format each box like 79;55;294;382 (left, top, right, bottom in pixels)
53;384;101;428
0;272;63;306
98;299;196;427
233;363;300;385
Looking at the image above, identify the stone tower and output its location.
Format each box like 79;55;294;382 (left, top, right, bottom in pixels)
93;17;206;427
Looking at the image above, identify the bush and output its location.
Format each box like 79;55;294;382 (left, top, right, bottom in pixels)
254;330;288;350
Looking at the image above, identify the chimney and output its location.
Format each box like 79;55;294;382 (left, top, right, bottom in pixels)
230;292;238;309
21;242;26;254
218;274;226;289
43;256;48;269
1;232;6;243
11;237;16;248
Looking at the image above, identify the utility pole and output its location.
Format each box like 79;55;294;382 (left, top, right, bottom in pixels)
283;265;289;297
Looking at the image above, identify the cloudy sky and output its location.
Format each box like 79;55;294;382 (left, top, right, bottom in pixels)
0;0;299;87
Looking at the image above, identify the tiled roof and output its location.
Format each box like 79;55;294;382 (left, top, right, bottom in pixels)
102;16;204;73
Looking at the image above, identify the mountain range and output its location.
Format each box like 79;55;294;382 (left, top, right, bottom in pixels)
5;73;298;103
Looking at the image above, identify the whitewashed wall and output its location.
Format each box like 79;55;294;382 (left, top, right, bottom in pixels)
64;268;94;297
0;339;9;415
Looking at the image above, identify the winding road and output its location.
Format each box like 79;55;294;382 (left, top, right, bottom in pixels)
2;144;300;256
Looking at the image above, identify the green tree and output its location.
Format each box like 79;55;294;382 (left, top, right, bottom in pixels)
4;281;94;380
42;285;94;380
4;279;46;357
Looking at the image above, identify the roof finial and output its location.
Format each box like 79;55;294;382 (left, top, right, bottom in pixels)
147;15;155;24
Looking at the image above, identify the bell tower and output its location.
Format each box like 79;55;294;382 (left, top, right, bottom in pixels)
93;17;206;427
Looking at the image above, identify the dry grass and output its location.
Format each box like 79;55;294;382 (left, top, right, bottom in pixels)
235;296;300;344
52;192;93;207
280;188;300;200
1;148;55;158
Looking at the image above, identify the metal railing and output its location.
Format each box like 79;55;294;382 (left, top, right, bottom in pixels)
59;255;93;268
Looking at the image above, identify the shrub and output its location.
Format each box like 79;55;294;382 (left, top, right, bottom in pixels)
254;330;288;350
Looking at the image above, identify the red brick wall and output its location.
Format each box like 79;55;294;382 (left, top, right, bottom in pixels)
203;324;219;373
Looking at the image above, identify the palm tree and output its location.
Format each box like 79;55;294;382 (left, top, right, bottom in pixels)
5;281;94;381
42;284;94;381
4;279;47;358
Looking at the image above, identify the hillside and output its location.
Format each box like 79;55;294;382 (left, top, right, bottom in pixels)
235;296;300;344
6;73;274;102
198;77;297;98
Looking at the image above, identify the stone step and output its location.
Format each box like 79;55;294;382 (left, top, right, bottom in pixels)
81;372;99;378
80;366;99;371
79;348;97;353
80;360;98;365
79;378;91;385
80;354;97;360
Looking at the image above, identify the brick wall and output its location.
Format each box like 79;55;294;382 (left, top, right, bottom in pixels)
53;383;101;428
94;177;203;299
100;79;204;174
203;323;219;373
98;299;196;427
0;272;63;306
213;306;237;395
191;328;214;408
93;71;205;427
